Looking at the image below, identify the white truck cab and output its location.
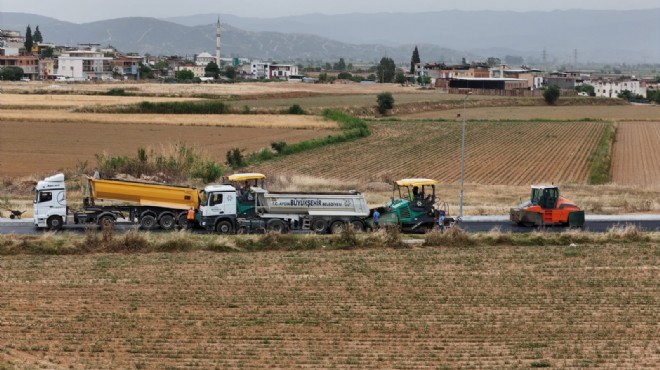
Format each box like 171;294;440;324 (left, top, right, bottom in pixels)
33;173;67;230
199;184;238;232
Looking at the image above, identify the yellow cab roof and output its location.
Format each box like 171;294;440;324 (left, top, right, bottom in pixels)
228;173;266;182
396;178;438;187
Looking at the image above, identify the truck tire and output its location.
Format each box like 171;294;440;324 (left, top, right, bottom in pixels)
267;219;287;233
215;220;233;234
329;220;345;234
311;219;328;234
350;220;365;232
140;215;157;230
159;214;175;230
47;216;63;231
98;215;115;230
176;213;188;229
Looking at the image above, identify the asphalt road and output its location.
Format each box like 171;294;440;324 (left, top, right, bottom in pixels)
2;217;660;235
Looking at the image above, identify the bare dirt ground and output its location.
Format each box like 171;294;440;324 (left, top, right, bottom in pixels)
0;121;333;178
612;121;660;186
0;245;657;369
399;104;660;121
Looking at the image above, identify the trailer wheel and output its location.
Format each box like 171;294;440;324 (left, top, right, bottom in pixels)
47;216;63;231
311;219;328;234
350;220;365;232
329;221;346;234
176;213;188;229
159;214;175;230
267;219;287;233
98;215;115;230
140;215;157;230
215;220;233;234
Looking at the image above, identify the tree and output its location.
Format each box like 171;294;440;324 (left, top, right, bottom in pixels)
33;25;43;43
543;85;561;105
226;148;245;169
337;71;352;80
395;72;406;85
417;75;431;87
139;63;154;79
333;58;346;71
24;25;33;52
175;69;195;81
0;67;24;81
577;84;595;97
223;66;236;79
318;72;329;83
376;92;395;114
376;57;396;83
205;61;220;78
486;57;501;66
410;46;420;74
41;47;54;58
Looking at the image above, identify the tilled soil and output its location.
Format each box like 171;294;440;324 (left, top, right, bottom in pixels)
0;245;658;369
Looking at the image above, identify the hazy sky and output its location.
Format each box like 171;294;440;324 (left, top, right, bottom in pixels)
2;0;659;23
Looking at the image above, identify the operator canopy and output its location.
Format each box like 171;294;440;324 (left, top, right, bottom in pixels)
228;173;266;182
396;178;438;187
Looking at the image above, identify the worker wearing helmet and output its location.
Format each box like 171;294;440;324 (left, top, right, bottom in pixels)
186;207;195;230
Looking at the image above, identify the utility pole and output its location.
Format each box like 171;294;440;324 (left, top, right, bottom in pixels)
458;90;472;221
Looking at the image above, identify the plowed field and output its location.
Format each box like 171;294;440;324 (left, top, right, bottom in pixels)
0;121;333;177
1;245;657;369
257;121;607;185
612;121;660;186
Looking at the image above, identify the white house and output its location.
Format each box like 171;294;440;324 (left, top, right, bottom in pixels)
585;79;646;98
57;49;113;80
269;63;299;80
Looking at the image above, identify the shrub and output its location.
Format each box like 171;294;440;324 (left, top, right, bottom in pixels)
105;88;127;96
270;141;287;153
287;104;306;115
226;148;246;169
543;85;561;105
376;92;395;114
125;101;232;114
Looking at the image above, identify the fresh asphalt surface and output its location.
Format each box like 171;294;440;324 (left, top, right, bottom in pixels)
3;215;660;235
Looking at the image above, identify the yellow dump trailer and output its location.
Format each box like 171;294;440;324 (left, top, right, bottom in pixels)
89;178;200;210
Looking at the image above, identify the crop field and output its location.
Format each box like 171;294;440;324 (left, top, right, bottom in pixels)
0;244;657;369
257;120;607;186
612;121;660;186
399;105;659;121
0;121;334;177
0;93;202;109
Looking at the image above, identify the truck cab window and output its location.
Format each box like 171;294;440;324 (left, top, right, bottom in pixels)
39;191;53;203
209;193;223;206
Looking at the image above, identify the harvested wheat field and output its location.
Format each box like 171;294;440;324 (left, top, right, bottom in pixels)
400;104;660;121
1;245;658;369
612;121;660;186
0;80;436;98
0;93;202;109
0;121;333;177
257;121;607;186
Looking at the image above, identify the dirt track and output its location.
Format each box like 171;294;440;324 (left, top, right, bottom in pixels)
0;121;332;177
611;121;660;186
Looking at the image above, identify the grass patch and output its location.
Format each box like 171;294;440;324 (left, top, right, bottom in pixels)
588;121;616;184
244;109;370;165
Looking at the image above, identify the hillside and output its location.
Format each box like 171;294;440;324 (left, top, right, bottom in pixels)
3;9;660;63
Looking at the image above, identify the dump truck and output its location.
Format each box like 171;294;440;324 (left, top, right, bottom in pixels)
365;178;453;233
34;173;371;234
510;185;585;227
34;173;200;230
200;181;371;234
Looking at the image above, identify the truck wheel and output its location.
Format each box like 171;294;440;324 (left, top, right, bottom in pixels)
140;215;157;230
176;213;188;229
47;216;63;231
98;215;115;230
311;219;328;234
350;220;365;232
216;221;233;234
329;221;345;234
267;219;287;233
159;214;175;230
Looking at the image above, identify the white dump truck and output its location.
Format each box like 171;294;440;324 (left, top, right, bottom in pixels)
34;173;371;234
200;184;371;234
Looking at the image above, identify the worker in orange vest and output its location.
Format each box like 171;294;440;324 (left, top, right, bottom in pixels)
186;207;195;230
